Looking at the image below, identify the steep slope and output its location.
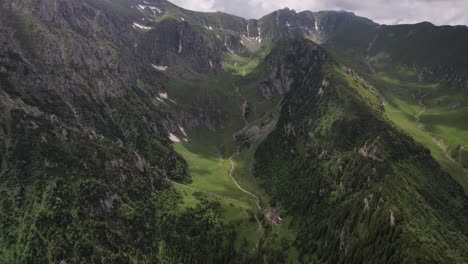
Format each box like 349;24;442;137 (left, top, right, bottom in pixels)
321;18;468;191
253;40;468;263
0;0;243;262
0;0;467;262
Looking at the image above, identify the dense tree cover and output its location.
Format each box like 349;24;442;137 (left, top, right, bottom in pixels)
0;87;244;262
254;40;468;263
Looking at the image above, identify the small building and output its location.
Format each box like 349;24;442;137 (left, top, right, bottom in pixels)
266;209;283;225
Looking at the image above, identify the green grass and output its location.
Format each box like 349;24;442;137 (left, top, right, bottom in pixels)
372;65;468;193
222;47;271;76
173;141;261;248
174;144;247;200
165;54;299;250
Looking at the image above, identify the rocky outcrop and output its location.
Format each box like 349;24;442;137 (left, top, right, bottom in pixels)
260;40;327;98
137;19;223;72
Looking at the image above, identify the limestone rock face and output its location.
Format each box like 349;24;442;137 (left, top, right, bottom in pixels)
137;19;222;72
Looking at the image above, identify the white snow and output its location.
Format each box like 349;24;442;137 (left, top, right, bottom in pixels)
315;20;319;31
216;34;222;40
169;133;181;142
137;4;162;14
178;38;183;54
159;92;168;99
209;60;213;69
152;64;168;71
390;210;395;226
133;22;152;30
204;24;213;31
241;34;262;46
286;21;291;27
157;92;177;104
178;125;189;138
318;87;324;96
257;26;262;43
181;17;185;21
224;41;234;53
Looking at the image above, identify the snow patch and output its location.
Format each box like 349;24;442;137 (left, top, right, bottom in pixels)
224;41;234;53
133;22;152;30
178;126;189;142
178;38;183;54
286;21;291;27
158;92;177;104
241;34;262;47
169;133;181;142
315;20;319;31
137;4;162;15
257;26;262;43
181;17;185;21
390;210;395;226
209;60;213;69
159;92;168;99
204;24;213;31
318;87;324;96
152;64;168;71
178;125;188;138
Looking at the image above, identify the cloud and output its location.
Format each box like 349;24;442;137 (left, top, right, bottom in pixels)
169;0;468;25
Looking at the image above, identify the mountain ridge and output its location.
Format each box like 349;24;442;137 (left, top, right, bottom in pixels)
0;0;467;262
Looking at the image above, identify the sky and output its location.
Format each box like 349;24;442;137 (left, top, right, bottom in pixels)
170;0;468;26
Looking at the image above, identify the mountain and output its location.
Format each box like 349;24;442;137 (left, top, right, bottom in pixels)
0;0;466;263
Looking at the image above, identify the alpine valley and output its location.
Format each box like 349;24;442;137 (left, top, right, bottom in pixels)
0;0;467;263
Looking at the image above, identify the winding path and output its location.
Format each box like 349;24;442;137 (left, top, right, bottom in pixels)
230;84;265;248
228;153;264;249
415;93;428;128
228;155;261;210
414;93;456;162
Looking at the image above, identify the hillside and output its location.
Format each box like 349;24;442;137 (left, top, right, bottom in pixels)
0;0;466;263
253;40;468;263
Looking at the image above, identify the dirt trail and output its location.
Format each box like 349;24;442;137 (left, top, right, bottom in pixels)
415;93;428;128
231;83;266;249
228;155;261;210
414;93;456;162
228;153;264;249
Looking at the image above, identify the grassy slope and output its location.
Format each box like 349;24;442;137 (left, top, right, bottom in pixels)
161;46;300;252
253;47;468;262
162;65;260;248
370;65;468;193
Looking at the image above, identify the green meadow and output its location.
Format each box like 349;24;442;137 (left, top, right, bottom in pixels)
165;50;299;251
372;65;468;193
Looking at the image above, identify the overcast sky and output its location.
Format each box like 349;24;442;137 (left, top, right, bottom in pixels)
170;0;468;26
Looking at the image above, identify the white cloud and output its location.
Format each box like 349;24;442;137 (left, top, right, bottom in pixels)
169;0;468;25
172;0;216;12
